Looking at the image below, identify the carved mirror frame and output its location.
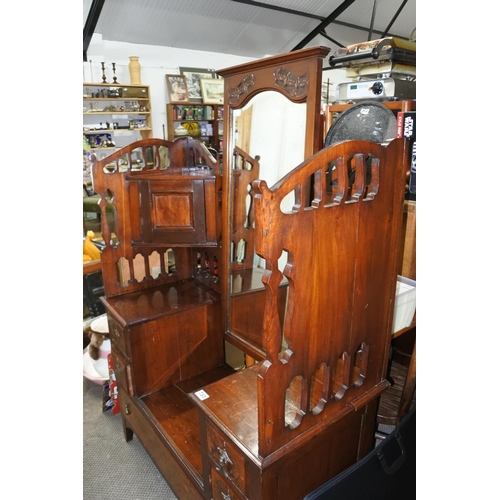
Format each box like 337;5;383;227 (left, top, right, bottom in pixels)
218;46;330;359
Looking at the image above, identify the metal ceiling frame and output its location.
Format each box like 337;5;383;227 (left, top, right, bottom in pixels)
231;0;410;41
83;0;105;62
231;0;326;20
382;0;408;37
291;0;356;50
82;0;412;62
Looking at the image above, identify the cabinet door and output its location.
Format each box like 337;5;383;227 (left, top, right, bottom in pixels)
135;178;216;245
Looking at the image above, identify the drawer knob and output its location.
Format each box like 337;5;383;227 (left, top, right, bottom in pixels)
221;492;232;500
113;326;121;338
125;403;130;415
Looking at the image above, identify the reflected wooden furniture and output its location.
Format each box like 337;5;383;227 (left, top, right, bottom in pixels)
230;147;260;272
221;46;330;362
92;48;410;500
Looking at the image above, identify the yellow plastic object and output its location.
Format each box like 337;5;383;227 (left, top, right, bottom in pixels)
83;230;101;261
182;122;200;135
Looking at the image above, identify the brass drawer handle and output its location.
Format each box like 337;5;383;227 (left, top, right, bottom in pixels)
217;446;233;467
125;403;130;415
113;325;121;338
214;443;236;482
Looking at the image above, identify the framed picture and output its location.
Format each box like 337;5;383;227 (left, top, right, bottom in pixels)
165;74;189;103
200;78;224;104
179;67;216;103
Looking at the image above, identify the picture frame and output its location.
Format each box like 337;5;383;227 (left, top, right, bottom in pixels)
179;67;217;103
165;74;190;104
200;78;224;105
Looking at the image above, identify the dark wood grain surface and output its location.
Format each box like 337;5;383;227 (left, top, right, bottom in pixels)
102;279;217;327
93;46;412;500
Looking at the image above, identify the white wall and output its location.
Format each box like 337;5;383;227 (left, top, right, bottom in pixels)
85;34;256;140
84;34;350;140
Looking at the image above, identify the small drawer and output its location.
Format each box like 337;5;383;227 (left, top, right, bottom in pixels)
107;316;127;354
111;349;134;396
207;424;246;495
211;467;244;500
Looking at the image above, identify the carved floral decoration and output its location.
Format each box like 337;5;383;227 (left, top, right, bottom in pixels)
228;74;255;105
274;68;309;97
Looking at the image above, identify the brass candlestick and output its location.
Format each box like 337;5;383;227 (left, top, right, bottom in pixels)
112;62;118;83
101;62;107;83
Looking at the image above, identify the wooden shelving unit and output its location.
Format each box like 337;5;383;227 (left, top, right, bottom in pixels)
166;103;223;155
83;82;153;159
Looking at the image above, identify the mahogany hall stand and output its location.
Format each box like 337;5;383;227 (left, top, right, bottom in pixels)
91;47;409;500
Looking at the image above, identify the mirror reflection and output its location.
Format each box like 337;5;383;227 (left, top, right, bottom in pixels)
228;91;307;356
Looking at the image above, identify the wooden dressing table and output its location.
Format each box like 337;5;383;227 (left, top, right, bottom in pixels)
91;47;410;499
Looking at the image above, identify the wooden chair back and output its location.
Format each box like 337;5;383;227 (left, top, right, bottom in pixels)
252;138;408;456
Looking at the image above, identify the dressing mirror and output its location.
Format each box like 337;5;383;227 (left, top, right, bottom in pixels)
218;46;330;361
